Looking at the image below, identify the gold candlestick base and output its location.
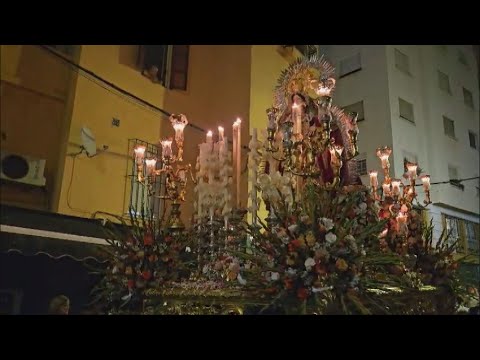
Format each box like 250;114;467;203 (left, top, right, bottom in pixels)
167;202;185;231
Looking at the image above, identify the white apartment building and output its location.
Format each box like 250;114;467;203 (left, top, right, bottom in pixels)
319;45;479;256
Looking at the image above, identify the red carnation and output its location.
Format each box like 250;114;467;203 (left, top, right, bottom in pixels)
297;287;309;300
143;232;154;246
284;278;294;290
142;270;152;280
290;239;302;250
127;280;135;289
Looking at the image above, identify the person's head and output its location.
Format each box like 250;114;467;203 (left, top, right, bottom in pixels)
48;295;70;315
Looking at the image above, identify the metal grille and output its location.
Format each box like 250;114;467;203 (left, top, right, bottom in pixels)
128;139;164;219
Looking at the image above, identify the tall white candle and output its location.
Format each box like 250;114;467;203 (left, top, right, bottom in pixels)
233;122;238;207
206;130;213;144
218;126;224;143
251;128;258;225
236;118;242;208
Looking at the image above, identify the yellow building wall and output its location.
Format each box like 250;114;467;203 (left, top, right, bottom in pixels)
248;45;301;221
56;45;253;226
56;45;168;218
0;45;74;211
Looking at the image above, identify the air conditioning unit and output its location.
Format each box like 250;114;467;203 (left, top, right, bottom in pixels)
0;152;46;186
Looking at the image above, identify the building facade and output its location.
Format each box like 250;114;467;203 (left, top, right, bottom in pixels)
320;45;479;260
1;45;304;226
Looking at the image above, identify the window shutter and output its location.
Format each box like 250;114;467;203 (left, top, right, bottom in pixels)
169;45;189;90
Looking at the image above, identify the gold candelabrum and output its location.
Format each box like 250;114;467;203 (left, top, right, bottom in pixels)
369;146;432;237
133;114;195;230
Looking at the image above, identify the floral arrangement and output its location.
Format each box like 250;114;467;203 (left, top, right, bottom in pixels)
229;180;474;315
88;210;195;314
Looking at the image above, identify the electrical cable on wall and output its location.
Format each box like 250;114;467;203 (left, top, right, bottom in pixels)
38;45;250;151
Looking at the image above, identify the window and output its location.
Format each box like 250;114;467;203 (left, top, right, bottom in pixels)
448;165;458;180
458;49;468;67
339;52;362;78
356;158;367;176
399;98;414;123
463;87;474;108
444;215;460;249
465;221;479;253
139;45;189;90
169;45;189;91
443;116;456;138
469;131;478;149
437;70;451;94
140;45;168;85
128;139;162;218
49;45;76;57
342;101;365;121
448;165;464;190
394;48;410;75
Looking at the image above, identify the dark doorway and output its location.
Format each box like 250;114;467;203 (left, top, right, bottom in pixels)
0;252;102;314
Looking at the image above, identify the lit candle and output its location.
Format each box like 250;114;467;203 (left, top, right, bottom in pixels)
218;126;224;143
406;162;418;180
134;145;146;164
235;118;242;208
145;158;157;176
161;139;173;158
382;183;391;197
369;170;378;188
292;103;302;137
376;146;392;170
233;122;238;206
421;174;431;191
206;130;213;144
251;128;258;225
391;179;402;196
170;114;188;145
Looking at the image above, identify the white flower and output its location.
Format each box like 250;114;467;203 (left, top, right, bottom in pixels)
287;268;297;276
300;215;310;223
288;224;298;234
237;273;247;286
185;246;191;253
344;235;355;243
202;265;209;274
361;249;366;256
325;232;337;245
271;272;280;281
320;218;334;231
359;202;367;211
312;286;333;293
304;257;316;270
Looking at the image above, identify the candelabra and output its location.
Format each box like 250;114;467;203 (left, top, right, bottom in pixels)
133;114;195;230
368;147;432;238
